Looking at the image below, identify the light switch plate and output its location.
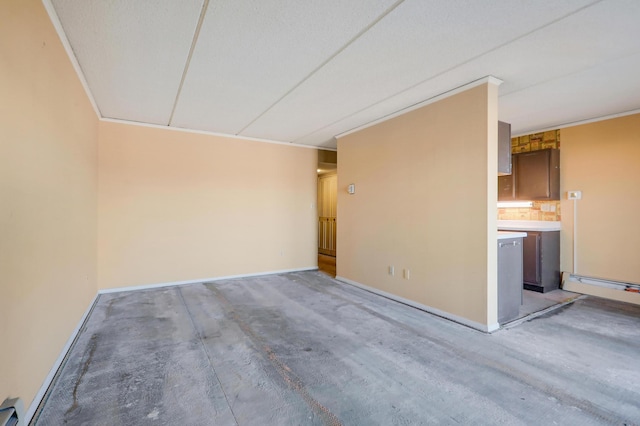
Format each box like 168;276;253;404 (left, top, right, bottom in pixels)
567;190;582;200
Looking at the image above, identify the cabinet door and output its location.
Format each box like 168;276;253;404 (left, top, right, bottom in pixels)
513;149;560;200
498;174;515;201
515;150;551;199
497;121;512;175
539;231;561;291
498;238;523;324
523;232;541;285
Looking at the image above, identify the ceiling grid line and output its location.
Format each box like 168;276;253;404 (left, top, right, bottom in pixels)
235;0;407;137
168;0;211;127
335;76;503;140
501;47;640;98
511;106;640;137
294;0;607;144
50;0;640;148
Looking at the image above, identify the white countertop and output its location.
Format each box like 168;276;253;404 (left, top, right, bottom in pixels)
497;231;527;240
498;220;561;231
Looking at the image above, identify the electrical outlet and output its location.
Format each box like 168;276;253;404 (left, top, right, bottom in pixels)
389;266;394;276
404;269;410;280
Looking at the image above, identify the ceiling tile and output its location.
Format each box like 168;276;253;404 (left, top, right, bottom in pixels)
492;0;640;97
240;0;600;142
170;0;398;135
51;0;204;124
298;0;640;146
500;51;640;134
49;0;640;147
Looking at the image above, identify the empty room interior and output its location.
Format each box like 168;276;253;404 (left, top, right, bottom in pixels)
2;0;640;424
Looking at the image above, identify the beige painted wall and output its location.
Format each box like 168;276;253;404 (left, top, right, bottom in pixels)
0;0;98;407
337;83;499;329
98;122;317;289
561;114;640;289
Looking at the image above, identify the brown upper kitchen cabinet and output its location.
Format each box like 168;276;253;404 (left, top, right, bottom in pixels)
514;148;560;200
497;121;512;176
499;148;560;201
498;174;515;201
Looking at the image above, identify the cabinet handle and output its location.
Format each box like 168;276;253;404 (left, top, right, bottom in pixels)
499;241;521;247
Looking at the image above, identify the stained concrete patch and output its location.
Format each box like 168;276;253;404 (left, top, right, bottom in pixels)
33;272;640;425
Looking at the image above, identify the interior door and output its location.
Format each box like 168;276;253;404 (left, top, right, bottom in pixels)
317;174;337;256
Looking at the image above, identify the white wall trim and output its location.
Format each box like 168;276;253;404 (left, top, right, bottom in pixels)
336;76;504;139
25;293;100;424
42;0;101;118
512;108;640;138
335;276;499;333
98;267;319;294
100;118;325;151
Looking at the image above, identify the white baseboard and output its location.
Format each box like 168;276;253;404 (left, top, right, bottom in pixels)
335;276;499;333
26;293;100;423
98;267;319;294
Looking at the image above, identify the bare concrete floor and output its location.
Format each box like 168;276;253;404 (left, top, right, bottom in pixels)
515;288;582;321
34;272;640;425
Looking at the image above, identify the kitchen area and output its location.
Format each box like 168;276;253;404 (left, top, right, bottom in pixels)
496;124;579;326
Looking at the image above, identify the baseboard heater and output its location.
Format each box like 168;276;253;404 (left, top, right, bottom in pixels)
0;398;24;426
563;273;640;293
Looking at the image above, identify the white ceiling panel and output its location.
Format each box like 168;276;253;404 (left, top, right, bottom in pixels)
241;0;598;142
298;0;640;147
51;0;204;124
295;74;480;148
500;51;640;135
170;0;398;135
47;0;640;148
496;0;640;97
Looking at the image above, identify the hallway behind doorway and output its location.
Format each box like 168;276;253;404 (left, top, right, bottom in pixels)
317;149;337;278
318;253;336;277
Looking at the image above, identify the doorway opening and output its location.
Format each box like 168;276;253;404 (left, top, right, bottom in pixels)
317;150;337;277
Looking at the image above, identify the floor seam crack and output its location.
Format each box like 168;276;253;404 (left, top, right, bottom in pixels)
176;286;240;426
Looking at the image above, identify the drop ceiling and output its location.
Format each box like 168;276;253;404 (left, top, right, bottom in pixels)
47;0;640;149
